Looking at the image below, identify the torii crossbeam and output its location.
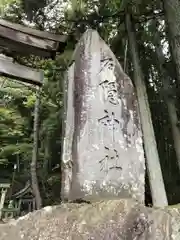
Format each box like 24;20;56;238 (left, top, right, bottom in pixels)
0;19;68;58
0;19;68;86
0;55;43;86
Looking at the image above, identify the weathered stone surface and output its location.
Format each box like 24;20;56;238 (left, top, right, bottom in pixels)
62;29;145;202
0;199;179;240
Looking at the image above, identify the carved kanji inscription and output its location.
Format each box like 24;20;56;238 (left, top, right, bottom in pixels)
99;146;122;173
62;29;145;203
99;58;119;105
98;110;120;130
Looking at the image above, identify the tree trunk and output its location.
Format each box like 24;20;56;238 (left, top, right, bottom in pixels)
155;36;180;171
163;0;180;89
31;87;42;210
125;13;168;207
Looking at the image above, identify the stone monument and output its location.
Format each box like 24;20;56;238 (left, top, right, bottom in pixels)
61;29;145;203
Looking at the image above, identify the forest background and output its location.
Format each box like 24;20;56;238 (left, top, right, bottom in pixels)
0;0;180;208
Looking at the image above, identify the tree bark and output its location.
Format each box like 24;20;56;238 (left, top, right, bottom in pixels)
163;0;180;89
155;35;180;171
31;87;42;210
125;13;168;207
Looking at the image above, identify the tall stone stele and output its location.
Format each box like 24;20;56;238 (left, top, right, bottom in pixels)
61;30;145;203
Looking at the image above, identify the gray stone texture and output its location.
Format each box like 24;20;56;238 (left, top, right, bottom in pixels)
0;199;179;240
61;30;145;203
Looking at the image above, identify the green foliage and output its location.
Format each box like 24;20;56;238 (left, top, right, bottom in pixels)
0;0;19;15
0;0;180;207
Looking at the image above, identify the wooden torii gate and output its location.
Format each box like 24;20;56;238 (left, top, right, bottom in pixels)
0;19;67;85
0;19;68;214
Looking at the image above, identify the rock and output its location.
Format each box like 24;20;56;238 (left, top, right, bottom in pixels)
0;199;179;239
61;29;145;203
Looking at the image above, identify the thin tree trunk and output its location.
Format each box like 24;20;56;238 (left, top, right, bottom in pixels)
163;0;180;89
155;36;180;171
125;13;168;207
31;87;42;210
